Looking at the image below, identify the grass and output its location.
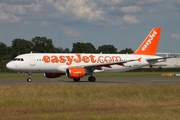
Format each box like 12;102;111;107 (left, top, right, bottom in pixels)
0;82;180;120
0;72;180;119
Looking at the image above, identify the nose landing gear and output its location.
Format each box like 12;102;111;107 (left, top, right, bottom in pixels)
27;77;32;82
27;72;32;82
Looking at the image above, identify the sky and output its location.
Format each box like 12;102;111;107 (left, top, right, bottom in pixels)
0;0;180;53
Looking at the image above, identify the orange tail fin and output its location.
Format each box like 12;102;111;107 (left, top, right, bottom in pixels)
133;28;162;56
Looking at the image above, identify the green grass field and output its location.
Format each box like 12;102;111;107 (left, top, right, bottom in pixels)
0;72;180;120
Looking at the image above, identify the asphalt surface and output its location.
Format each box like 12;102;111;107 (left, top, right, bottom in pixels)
0;77;180;85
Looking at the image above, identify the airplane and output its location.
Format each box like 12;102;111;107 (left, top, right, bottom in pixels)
6;27;168;82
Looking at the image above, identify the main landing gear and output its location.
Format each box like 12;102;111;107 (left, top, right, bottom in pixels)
87;69;96;82
88;76;96;82
73;69;96;82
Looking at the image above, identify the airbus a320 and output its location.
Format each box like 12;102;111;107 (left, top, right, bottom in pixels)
6;28;168;82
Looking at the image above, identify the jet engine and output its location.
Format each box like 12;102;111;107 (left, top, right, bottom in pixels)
66;68;85;79
44;73;62;78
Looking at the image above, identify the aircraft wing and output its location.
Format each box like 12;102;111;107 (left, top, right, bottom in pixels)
70;59;137;70
146;57;171;64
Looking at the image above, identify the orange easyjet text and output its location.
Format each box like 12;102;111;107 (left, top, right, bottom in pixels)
43;54;122;65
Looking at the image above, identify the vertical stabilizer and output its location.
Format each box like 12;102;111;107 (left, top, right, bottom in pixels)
133;28;162;56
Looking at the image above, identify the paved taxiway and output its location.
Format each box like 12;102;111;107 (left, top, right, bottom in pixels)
0;77;180;85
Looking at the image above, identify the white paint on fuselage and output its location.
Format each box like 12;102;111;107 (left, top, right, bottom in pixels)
6;53;162;73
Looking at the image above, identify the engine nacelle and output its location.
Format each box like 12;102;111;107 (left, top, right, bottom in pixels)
44;73;62;78
66;68;85;79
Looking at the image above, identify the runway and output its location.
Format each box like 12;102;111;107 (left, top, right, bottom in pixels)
0;76;180;85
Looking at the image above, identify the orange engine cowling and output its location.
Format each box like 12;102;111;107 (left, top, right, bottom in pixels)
44;73;62;78
66;68;85;79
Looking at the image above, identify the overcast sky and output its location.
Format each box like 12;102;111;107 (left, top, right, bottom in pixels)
0;0;180;53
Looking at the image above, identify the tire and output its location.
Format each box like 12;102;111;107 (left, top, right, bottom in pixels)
88;76;96;82
27;78;32;82
73;78;80;82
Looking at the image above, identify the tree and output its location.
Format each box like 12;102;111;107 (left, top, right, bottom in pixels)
71;42;97;53
0;42;8;56
11;38;33;58
97;44;118;53
31;36;55;53
119;48;133;54
63;48;70;53
53;47;71;53
0;42;8;60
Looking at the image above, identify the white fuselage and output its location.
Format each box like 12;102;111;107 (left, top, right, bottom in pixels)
6;53;162;73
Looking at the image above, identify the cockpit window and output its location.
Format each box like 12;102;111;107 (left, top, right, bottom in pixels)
13;58;24;61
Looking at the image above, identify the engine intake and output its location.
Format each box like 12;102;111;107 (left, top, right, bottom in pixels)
66;68;85;79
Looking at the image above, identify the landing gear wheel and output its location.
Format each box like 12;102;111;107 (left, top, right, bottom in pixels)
27;78;32;82
27;72;32;82
88;76;96;82
73;78;80;82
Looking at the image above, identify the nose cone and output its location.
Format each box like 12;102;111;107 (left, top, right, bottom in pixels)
6;62;15;70
6;62;11;69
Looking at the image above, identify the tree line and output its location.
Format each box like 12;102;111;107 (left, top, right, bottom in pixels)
0;36;133;61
